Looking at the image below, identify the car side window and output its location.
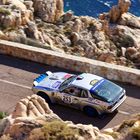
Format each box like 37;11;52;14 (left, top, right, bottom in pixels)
90;92;105;101
80;90;88;98
63;86;81;97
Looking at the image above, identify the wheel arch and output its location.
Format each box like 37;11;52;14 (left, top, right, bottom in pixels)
36;91;52;104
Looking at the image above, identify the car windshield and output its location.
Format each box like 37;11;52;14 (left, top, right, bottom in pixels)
59;76;76;91
90;80;122;103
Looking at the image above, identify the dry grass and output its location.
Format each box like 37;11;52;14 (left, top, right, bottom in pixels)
28;120;80;140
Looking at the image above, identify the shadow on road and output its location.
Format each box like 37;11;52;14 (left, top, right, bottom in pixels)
50;104;117;129
0;54;78;74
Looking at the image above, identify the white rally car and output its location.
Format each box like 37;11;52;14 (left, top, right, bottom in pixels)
32;71;126;117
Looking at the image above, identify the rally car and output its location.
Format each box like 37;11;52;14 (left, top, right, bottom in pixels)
32;71;126;117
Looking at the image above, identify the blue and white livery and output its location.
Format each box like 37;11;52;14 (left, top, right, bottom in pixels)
32;71;126;117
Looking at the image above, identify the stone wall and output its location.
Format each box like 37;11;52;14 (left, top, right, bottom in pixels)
0;40;140;86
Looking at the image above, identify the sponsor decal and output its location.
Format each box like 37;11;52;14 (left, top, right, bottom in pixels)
62;74;72;80
52;81;61;89
90;79;105;92
90;79;99;86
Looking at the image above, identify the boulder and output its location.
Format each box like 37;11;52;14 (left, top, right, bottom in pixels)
118;0;131;13
0;5;33;29
1;95;60;139
0;94;115;140
108;0;131;23
97;53;116;64
125;47;137;60
25;21;45;43
24;1;33;11
70;32;80;45
119;13;140;29
72;18;82;33
61;10;73;23
33;0;64;23
5;0;27;10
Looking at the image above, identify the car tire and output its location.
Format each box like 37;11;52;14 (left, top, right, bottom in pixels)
37;92;52;105
83;106;98;117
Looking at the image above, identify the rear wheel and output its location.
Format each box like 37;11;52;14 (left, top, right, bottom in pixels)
37;92;52;105
83;106;98;117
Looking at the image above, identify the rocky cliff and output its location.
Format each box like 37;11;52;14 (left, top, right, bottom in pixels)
0;0;140;69
0;95;114;140
0;95;139;140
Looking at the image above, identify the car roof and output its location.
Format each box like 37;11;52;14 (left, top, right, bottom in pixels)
71;73;104;90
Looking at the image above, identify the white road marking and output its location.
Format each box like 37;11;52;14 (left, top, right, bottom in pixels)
0;79;31;90
118;110;130;115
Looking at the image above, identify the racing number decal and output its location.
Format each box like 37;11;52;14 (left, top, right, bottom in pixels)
62;96;72;104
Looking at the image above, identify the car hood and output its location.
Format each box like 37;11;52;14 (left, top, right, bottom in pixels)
36;72;73;91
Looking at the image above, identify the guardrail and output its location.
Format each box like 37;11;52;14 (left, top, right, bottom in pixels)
0;39;140;86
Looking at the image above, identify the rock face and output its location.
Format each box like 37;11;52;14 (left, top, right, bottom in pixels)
109;0;131;23
103;114;140;140
0;95;61;139
0;95;139;140
0;95;114;140
33;0;64;22
0;0;140;69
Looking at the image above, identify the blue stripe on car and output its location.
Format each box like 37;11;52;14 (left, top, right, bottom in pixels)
90;79;105;93
34;74;47;83
34;86;53;91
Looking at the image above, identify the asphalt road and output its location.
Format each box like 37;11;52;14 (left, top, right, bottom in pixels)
0;54;140;129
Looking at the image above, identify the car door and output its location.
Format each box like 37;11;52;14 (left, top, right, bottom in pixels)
60;86;89;109
69;88;89;109
58;86;81;108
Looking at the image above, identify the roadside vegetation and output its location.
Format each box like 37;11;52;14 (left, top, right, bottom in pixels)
0;112;7;120
28;120;80;140
0;8;11;16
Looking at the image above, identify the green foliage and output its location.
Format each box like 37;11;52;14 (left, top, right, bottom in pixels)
13;36;52;50
0;8;11;16
118;119;136;131
117;115;140;139
0;112;7;119
29;121;80;140
104;131;119;139
11;5;17;10
116;35;134;48
130;127;140;139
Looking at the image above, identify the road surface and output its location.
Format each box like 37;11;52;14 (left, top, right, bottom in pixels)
0;54;140;129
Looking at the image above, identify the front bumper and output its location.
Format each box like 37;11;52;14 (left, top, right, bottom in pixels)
107;94;127;113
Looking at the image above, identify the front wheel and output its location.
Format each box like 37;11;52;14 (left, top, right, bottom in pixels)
37;92;52;105
83;106;98;117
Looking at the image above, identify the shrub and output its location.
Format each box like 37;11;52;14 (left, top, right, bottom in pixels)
104;131;119;139
118;119;136;132
130;126;140;139
0;112;7;119
0;8;11;16
11;36;52;50
11;5;17;10
29;121;80;140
